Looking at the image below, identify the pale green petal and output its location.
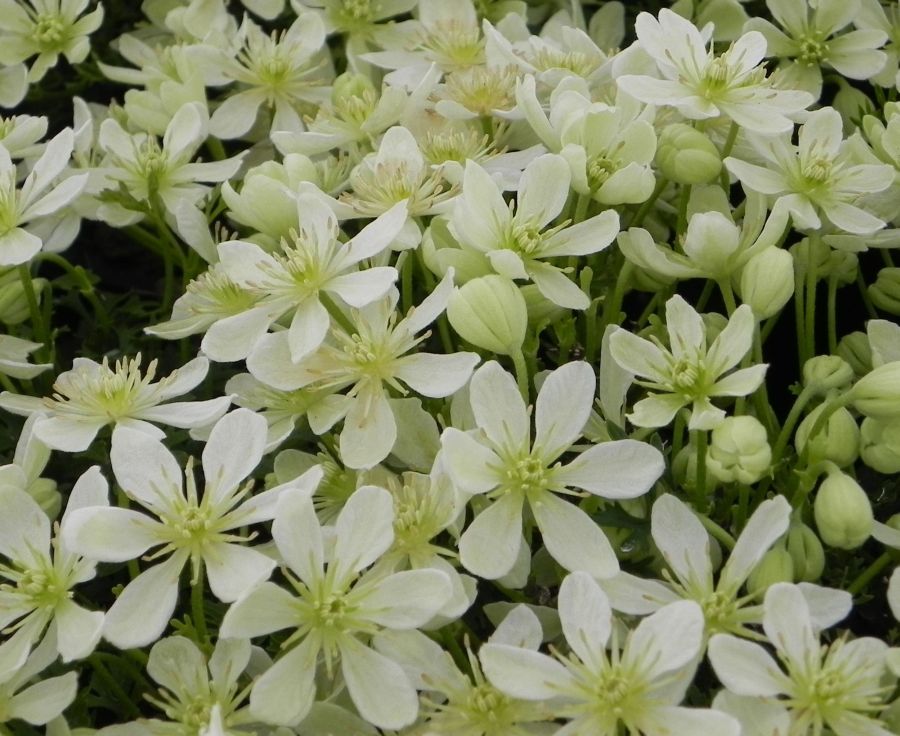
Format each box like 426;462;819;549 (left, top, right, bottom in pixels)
459;492;524;580
625;600;704;680
488;604;543;649
333;485;395;580
767;0;807;35
249;637;319;726
201;306;277;364
147;636;207;695
202;409;266;508
531;491;619;579
358;569;451;629
629;393;688;428
479;643;575;699
103;551;187;649
665;295;705;362
203;543;276;603
555;439;664;499
723;157;787;195
528;261;590;310
339;387;396;470
799;108;843;161
558;571;612;665
710;365;768;398
639;705;740;736
287;297;330;362
469;361;529;452
62;507;163;562
762;583;818;665
440;427;503;493
826;201;885;235
220;582;299;639
650;494;713;589
452;160;508;252
533;361;594;461
272;488;323;584
394;351;480;398
339;636;419;730
705;304;755;377
888;567;900;621
720;496;791;590
708;634;785;697
608;327;670;383
539;209;620;258
599;570;679;615
110;426;182;512
516;154;570;229
9;672;77;725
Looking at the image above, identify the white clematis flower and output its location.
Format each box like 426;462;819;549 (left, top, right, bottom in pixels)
0;354;232;452
62;409;323;649
609;294;767;430
441;360;664;581
480;572;741;736
220;484;453;730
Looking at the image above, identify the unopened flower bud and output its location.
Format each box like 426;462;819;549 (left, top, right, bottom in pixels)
447;275;527;356
785;520;825;582
860;417;900;474
814;471;873;550
28;478;60;520
836;331;872;377
673;442;719;496
796;404;859;467
739;248;794;320
0;269;46;325
747;543;794;597
802;355;854;395
868;267;900;315
656;123;722;185
707;416;771;484
851;362;900;420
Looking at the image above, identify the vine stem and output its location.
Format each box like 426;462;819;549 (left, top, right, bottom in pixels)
17;263;51;363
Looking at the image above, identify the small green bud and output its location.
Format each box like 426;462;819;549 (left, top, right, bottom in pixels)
706;416;771;484
813;471;873;550
860;417;900;474
739;247;794;320
0;276;46;325
447;275;527;356
851;362;900;420
796;404;859;468
868;267;900;315
655;123;722;185
785;520;825;582
802;355;854;395
747;543;794;597
673;442;719;496
836;331;872;377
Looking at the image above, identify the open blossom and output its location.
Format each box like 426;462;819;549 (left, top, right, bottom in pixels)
617;9;813;135
609;295;767;430
441;360;664;581
0;466;105;681
480;572;740;736
247;272;480;470
709;583;894;736
220;485;453;729
0;354;231;452
725;106;895;234
62;409;324;649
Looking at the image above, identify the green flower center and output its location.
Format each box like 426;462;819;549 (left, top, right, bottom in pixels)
797;35;829;66
3;564;68;610
588;156;617;190
444;66;518;116
508;222;544;256
32;14;67;49
503;454;549;496
671;358;706;395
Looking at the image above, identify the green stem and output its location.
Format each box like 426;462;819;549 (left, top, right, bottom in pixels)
320;291;358;335
676;184;692;236
400;251;413;314
692;429;709;512
511;349;530;401
770;386;815;469
89;656;142;719
572;192;591;224
856;267;879;319
17;264;51;363
718;278;737;315
600;261;632;332
847;551;894;596
804;234;819;365
695;279;715;312
699;514;736;551
627;176;667;229
191;563;209;644
827;274;839;355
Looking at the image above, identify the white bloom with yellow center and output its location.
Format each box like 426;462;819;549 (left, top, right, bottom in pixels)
0;353;232;452
61;409;324;649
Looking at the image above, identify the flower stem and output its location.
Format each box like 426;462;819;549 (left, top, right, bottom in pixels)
17;263;51;364
692;429;709;512
191;563;209;644
511;349;530;401
847;551;893;596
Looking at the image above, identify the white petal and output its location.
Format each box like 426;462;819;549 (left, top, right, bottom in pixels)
719;496;791;590
272;487;323;584
33;415;105;452
155;356;210;399
62;507;163;562
103;552;187;649
533;361;594;461
479;643;575;699
528;261;590;310
516;154;571;228
608;328;670;383
625;600;704;683
650;494;713;588
359;569;452;629
339;388;396;470
136;396;232;429
327;267;397;308
202;408;267;508
147;635;207;694
343;200;408;263
287;297;330;362
762;583;817;665
394;351;480;398
640;706;741;736
555;439;664;498
110;425;182;511
558;571;612;666
220;582;300;639
203;543;276;603
339;636;419;730
9;673;77;725
201;307;276;363
706;305;755;377
332;485;395;580
531;492;619;579
459;492;524;579
249;637;319;726
440;427;503;494
539;209;619;258
469;361;529;451
452;160;508;252
708;634;785;696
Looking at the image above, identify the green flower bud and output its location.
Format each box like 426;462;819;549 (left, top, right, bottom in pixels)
851;362;900;420
814;471;873;550
706;416;772;484
739;247;794;320
656;123;722;185
747;543;794;597
860;417;900;474
0;269;46;325
447;275;527;356
802;355;854;396
836;331;872;377
673;442;719;496
796;404;859;468
785;520;825;582
869;267;900;315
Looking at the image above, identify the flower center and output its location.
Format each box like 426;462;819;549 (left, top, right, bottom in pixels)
1;562;70;611
797;35;829;66
32;14;67;49
504;454;549;496
419;21;484;68
670;358;706;395
801;157;833;186
508;222;544;256
587;155;617;190
185;271;256;317
337;0;377;29
444;66;518;116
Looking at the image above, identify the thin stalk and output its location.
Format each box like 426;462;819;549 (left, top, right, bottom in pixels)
847;551;894;596
827;274;839;354
17;264;51;363
191;563;209;644
511;349;530;401
692;429;709;513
